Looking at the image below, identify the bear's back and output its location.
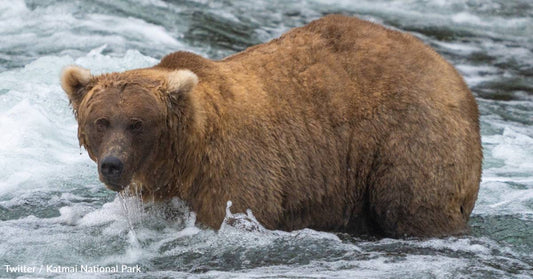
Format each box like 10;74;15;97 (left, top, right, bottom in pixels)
216;15;481;236
150;15;481;236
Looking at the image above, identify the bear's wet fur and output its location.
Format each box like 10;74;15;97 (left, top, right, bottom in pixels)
61;15;482;237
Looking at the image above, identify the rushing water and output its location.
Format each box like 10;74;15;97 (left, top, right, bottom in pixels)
0;0;532;278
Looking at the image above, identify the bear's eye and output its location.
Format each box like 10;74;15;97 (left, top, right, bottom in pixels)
95;118;110;132
128;119;143;132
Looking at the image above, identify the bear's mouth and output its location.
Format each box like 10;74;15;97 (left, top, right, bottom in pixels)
104;181;127;192
99;170;130;192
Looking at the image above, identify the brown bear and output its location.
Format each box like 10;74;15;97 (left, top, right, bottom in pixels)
61;15;481;237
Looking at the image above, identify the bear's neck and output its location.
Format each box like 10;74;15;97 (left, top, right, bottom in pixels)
154;100;207;201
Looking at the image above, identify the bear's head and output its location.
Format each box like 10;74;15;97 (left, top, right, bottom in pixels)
60;66;200;195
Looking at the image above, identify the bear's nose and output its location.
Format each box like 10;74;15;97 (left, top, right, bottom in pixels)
100;156;124;178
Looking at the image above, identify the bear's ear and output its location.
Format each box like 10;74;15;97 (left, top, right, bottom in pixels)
60;65;92;112
166;69;199;98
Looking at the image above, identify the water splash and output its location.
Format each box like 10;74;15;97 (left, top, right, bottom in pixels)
117;183;146;246
220;200;266;233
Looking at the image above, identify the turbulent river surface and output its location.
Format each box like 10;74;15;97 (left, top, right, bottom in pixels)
0;0;532;278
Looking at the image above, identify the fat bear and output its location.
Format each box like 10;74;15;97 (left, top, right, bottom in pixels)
61;15;481;237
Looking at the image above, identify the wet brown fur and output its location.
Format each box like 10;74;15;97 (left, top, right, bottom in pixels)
62;15;482;237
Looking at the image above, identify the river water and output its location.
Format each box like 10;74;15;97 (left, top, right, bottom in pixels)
0;0;531;278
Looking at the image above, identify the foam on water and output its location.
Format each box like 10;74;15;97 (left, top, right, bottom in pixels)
0;0;185;70
0;0;532;278
476;125;533;218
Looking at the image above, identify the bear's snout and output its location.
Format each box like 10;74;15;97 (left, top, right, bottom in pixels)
99;156;125;191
